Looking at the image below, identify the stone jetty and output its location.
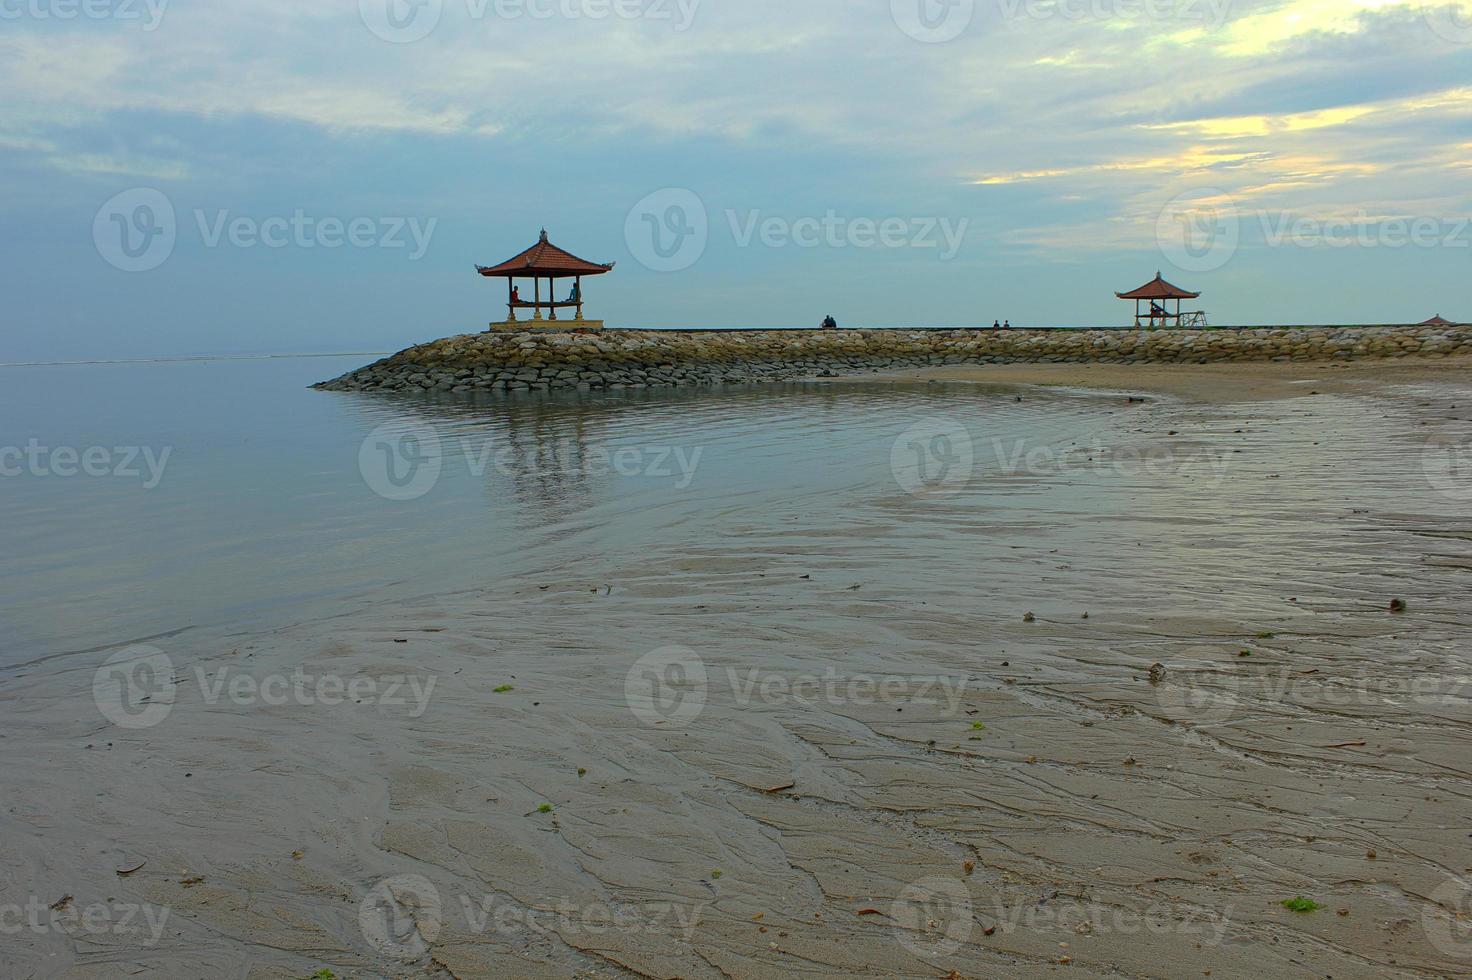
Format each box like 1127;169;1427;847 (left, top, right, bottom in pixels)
314;324;1471;393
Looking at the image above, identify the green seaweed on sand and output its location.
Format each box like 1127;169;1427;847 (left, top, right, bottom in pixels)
493;685;514;693
1282;896;1322;912
537;803;553;814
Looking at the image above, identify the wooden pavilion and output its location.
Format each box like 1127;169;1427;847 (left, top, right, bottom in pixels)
477;230;615;332
1117;272;1206;328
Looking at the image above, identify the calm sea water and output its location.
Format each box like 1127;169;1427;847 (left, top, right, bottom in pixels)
0;357;1122;668
4;356;1458;673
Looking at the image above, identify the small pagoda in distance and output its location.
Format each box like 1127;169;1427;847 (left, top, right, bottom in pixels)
477;230;615;332
1117;272;1206;328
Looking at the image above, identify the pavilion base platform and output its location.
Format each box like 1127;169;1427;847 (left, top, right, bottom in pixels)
486;319;604;334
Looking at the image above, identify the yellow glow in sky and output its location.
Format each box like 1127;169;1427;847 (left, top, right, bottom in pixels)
972;146;1259;185
1149;104;1377;139
1183;0;1416;56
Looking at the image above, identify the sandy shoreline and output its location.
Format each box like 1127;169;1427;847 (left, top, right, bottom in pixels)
853;354;1472;402
4;359;1471;978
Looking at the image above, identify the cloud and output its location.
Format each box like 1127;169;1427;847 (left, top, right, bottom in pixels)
1;0;1468;265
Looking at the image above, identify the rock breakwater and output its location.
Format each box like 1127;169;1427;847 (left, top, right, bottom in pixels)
314;325;1471;393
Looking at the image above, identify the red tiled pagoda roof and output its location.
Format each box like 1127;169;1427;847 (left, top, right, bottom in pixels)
1116;272;1201;301
476;230;615;279
1421;315;1456;326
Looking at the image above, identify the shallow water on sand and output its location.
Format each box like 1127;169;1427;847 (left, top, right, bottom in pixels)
3;356;1145;668
4;358;1467;674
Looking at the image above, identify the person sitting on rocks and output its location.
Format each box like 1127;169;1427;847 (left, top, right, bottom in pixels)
1003;319;1011;329
992;320;1001;330
821;315;838;330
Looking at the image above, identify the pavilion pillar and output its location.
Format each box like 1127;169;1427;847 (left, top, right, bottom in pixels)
507;278;516;322
575;276;583;321
549;277;558;321
533;278;542;320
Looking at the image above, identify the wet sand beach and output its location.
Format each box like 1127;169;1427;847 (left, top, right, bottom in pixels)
3;358;1471;978
867;353;1472;402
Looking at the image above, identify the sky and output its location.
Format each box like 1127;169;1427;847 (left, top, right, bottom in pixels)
2;0;1471;361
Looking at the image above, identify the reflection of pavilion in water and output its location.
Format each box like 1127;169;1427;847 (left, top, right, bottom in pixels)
332;382;968;528
434;393;614;525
